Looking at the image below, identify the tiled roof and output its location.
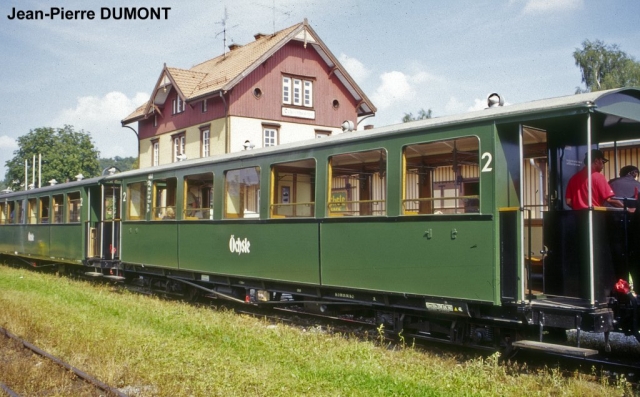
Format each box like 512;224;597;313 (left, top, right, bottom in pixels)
122;21;375;124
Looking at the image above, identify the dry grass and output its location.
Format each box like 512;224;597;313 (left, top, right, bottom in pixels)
0;264;636;396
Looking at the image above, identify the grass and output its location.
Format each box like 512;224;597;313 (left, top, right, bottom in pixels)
0;263;636;396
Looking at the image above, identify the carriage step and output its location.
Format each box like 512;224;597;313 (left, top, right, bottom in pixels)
512;340;598;357
84;272;103;277
103;275;125;281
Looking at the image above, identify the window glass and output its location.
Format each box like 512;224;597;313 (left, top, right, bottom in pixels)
403;136;480;215
127;182;147;221
0;202;6;224
184;173;213;220
271;159;315;218
7;201;16;224
225;167;260;219
27;198;37;224
103;186;120;221
328;149;387;216
52;194;63;223
152;178;177;220
264;128;277;147
15;200;24;224
282;76;291;104
201;130;210;157
67;192;81;223
40;196;50;223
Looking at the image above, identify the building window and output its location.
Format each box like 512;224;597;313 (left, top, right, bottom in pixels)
315;130;331;138
172;133;186;162
263;128;278;147
201;129;210;157
282;76;313;108
154;114;157;127
202;99;207;113
172;96;185;115
282;77;291;105
151;139;159;167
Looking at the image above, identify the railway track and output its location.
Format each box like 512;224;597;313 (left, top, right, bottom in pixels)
0;326;128;397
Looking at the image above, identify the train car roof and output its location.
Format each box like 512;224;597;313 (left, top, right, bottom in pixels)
104;87;640;180
0;175;103;199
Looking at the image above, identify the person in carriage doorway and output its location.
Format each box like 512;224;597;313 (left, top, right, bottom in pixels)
608;165;640;207
566;149;625;209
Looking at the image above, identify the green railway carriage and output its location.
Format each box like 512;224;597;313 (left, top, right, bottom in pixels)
0;178;98;264
4;88;640;353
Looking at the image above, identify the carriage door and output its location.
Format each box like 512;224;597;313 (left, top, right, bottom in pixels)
101;184;121;260
521;126;548;297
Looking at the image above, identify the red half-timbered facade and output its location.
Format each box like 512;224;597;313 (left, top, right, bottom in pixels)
122;20;376;168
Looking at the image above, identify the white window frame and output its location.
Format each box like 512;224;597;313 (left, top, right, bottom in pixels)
152;140;159;166
304;80;313;107
202;99;207;113
293;79;302;106
263;128;277;147
202;129;210;157
282;77;291;105
173;134;185;162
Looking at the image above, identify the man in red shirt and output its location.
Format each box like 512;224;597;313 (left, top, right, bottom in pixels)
566;149;624;209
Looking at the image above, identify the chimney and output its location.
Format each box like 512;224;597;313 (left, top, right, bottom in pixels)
364;125;374;130
228;43;241;51
254;33;267;41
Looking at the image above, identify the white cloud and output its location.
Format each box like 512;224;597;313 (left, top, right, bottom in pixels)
370;71;418;110
338;53;371;83
444;97;466;115
521;0;583;14
468;98;488;112
0;136;17;150
51;92;148;159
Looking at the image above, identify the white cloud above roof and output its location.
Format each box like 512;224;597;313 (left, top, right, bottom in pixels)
338;53;371;83
0;136;17;150
51;92;148;158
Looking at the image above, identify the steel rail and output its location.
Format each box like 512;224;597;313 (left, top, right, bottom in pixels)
0;382;20;397
0;326;128;397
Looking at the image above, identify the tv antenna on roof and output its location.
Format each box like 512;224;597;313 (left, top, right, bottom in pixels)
215;7;238;58
256;0;291;34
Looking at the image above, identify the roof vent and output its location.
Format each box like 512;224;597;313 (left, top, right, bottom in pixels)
254;33;267;40
228;43;241;51
487;93;504;108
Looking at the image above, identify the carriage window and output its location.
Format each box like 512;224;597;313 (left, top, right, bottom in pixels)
127;182;147;221
27;198;37;224
52;194;63;223
184;173;213;220
270;159;315;218
328;149;386;216
15;200;24;224
152;178;177;220
224;167;260;219
40;197;50;223
103;186;120;221
67;192;81;223
403;136;480;215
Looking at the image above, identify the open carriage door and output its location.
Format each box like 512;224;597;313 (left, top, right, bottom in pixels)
521;126;548;299
101;183;121;261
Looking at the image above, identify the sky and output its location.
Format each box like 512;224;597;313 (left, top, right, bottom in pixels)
1;0;639;178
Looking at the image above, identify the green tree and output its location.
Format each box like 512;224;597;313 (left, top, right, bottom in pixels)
4;126;100;188
402;108;433;123
99;156;138;173
573;39;640;93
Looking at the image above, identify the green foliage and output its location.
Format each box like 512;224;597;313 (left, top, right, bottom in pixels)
574;39;640;93
402;108;433;123
4;126;100;187
99;156;138;173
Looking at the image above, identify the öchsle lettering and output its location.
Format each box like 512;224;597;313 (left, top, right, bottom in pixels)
229;235;251;255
